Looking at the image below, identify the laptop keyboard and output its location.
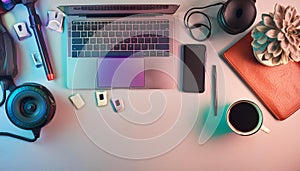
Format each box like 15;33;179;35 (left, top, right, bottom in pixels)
70;19;171;58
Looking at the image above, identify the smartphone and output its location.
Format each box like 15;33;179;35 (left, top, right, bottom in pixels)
181;44;206;93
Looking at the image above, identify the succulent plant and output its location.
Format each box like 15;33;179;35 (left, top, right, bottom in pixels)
251;3;300;66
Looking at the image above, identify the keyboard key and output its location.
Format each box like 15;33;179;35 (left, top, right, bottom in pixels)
95;32;101;37
72;25;77;31
97;38;103;44
131;38;137;43
156;44;169;50
72;38;83;44
83;38;89;44
72;45;85;51
102;32;108;37
126;25;132;30
98;24;105;30
72;51;78;57
90;38;96;44
164;31;169;37
160;24;169;30
136;31;143;37
112;25;118;30
117;38;123;43
150;51;157;56
152;38;158;43
153;24;159;30
78;52;85;57
110;38;116;44
145;38;151;43
121;44;127;50
114;44;120;50
123;31;129;37
92;25;97;30
142;44;148;50
159;37;169;43
84;25;90;30
143;51;150;57
78;25;83;31
128;44;134;50
149;44;155;50
87;45;93;50
104;38;109;44
94;45;100;50
116;32;122;37
81;32;87;37
105;25;111;30
147;24;152;30
107;44;113;50
157;51;163;56
109;32;115;37
138;38;144;43
124;38;130;43
140;25;146;30
100;44;106;50
163;51;170;57
119;25;125;30
143;31;150;37
104;51;134;58
157;31;163;37
85;51;91;57
134;44;141;50
92;51;100;57
150;31;156;37
133;25;139;30
88;31;94;37
72;32;80;37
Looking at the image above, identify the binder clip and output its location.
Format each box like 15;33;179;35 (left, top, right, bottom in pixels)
47;11;64;32
13;22;31;40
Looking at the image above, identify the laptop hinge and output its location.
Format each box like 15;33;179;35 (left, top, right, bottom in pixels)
83;13;162;18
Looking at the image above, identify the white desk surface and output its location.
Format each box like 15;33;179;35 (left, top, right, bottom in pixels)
1;0;300;170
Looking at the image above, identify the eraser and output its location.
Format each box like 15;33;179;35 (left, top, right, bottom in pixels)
95;91;108;107
31;53;43;68
111;98;125;112
69;93;85;110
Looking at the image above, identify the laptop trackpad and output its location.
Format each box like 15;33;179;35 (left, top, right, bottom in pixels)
97;58;145;88
144;69;177;89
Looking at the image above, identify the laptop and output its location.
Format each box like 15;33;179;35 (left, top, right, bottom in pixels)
58;4;180;89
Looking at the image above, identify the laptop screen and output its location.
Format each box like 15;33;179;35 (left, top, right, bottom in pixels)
58;4;179;16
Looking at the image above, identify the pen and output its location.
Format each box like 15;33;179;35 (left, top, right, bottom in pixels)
25;1;55;81
212;65;217;116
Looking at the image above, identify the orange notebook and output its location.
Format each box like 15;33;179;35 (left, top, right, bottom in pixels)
223;32;300;120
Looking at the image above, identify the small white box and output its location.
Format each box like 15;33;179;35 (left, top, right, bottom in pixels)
69;93;85;110
95;91;108;107
111;98;124;112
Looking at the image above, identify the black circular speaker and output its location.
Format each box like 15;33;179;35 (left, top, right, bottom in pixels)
5;83;55;130
217;0;256;34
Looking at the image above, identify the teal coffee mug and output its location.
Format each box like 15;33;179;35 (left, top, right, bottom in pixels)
226;100;270;136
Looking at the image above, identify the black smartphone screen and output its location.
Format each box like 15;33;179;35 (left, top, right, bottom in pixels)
181;44;206;93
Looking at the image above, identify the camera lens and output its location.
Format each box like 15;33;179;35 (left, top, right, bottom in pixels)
6;84;55;130
20;97;40;117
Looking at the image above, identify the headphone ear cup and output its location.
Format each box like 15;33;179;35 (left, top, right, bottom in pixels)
5;83;56;130
217;0;257;34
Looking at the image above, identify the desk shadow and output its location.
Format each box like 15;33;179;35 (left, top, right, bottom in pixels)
195;104;232;140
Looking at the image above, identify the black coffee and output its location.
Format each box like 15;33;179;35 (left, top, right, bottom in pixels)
228;102;260;133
